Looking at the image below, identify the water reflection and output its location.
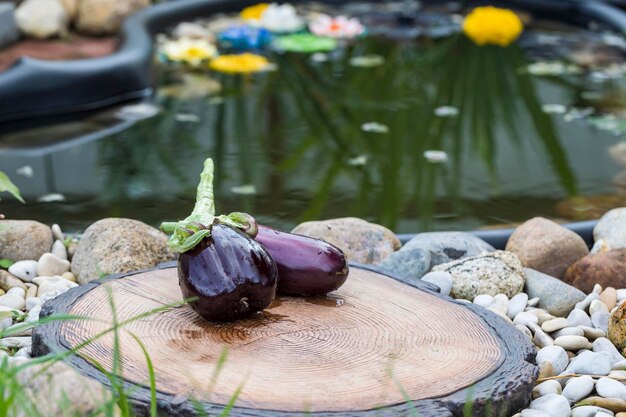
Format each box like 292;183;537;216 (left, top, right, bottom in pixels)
0;15;625;233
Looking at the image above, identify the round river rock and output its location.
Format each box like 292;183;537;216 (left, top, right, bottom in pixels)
565;249;626;294
506;217;589;279
71;218;175;284
292;217;401;264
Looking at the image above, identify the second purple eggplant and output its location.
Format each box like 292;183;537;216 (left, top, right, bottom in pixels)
255;226;349;296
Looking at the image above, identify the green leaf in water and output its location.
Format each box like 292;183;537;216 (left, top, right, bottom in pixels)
0;172;24;203
274;34;337;53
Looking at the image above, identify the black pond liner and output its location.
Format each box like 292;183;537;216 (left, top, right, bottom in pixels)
0;0;621;245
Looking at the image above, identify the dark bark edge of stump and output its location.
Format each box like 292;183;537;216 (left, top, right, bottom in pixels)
32;262;538;417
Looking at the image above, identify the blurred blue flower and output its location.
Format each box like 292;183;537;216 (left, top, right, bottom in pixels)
218;25;272;50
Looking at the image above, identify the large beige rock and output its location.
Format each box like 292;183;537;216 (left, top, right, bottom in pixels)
432;250;525;300
609;301;626;356
59;0;78;20
15;0;68;39
16;361;118;417
71;218;174;284
75;0;150;35
505;217;589;279
291;217;401;264
0;220;52;261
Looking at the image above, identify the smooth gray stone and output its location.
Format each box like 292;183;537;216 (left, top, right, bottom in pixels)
400;231;494;267
525;268;586;317
0;3;18;49
378;248;431;282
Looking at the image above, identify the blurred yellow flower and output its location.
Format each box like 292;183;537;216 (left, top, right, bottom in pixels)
209;53;272;74
241;3;269;20
463;6;523;47
161;38;217;66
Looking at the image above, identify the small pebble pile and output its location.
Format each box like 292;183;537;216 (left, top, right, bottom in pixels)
474;283;626;417
0;223;78;366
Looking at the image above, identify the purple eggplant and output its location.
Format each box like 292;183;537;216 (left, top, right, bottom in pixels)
178;224;278;322
255;226;349;296
161;159;277;322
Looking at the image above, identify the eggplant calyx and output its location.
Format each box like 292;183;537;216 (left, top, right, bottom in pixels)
159;158;259;253
216;212;258;238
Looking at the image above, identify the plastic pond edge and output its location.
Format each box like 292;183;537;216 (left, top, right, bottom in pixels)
397;220;597;250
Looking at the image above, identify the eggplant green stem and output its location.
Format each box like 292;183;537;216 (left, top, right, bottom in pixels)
160;158;258;253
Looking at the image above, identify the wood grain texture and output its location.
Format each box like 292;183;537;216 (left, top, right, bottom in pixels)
33;262;537;417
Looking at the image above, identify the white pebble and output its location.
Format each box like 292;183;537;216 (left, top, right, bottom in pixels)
473;294;494;308
542;318;570;333
563;375;595;402
529;394;571;417
51;224;64;241
531;309;556;325
567;351;612;375
13;347;31;359
568;309;593;327
596;377;626;400
8;357;29;367
593;337;625;365
26;305;41;323
488;294;509;316
51;240;67;261
421;271;453;297
533;380;562;398
590;300;609;315
0;337;31;349
580;326;606;340
552;327;585;338
576;293;600;311
613;359;626;370
527;297;540;308
555;335;591;351
0;293;24;310
33;276;77;298
521;410;551;417
508;293;529;319
8;260;37;282
594;284;603;294
592;312;610;332
530;322;555;348
617;289;626;302
25;297;41;312
36;253;70;277
571;406;614;417
610;370;626;379
7;287;25;298
536;346;569;375
515;311;540;327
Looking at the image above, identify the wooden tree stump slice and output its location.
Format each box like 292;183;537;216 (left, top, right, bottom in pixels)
33;263;537;417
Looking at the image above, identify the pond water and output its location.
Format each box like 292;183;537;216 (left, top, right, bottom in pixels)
2;2;626;234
